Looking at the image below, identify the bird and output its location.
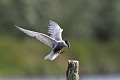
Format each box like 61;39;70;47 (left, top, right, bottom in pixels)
15;20;70;61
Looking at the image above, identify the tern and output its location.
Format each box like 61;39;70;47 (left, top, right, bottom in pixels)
15;20;70;61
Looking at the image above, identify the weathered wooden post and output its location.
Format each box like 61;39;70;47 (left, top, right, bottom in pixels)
66;60;79;80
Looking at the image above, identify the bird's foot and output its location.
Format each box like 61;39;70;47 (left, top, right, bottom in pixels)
59;51;65;54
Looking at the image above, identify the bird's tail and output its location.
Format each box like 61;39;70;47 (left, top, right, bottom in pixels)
44;51;60;61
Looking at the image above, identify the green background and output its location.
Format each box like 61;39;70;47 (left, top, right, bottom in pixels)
0;0;120;76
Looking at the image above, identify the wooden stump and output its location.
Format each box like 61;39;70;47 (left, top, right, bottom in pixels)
66;60;79;80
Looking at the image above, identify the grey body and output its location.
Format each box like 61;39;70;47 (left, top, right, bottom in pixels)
53;42;65;53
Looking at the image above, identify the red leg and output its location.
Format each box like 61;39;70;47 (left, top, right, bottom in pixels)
59;51;65;54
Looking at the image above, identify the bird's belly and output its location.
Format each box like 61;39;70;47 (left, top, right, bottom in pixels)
53;43;64;53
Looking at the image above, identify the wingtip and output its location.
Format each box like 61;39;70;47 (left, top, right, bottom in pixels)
15;25;24;31
48;20;56;24
48;20;54;26
49;20;53;22
14;25;17;27
14;25;20;29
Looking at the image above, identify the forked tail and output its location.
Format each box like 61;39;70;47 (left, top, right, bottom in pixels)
44;51;60;61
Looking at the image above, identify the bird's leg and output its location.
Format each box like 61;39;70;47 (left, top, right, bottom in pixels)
59;51;65;54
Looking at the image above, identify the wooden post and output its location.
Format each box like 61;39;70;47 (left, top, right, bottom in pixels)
66;60;79;80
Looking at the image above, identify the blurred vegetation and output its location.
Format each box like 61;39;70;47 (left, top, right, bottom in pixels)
0;0;120;76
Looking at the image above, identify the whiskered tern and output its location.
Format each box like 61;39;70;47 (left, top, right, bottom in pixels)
15;20;70;61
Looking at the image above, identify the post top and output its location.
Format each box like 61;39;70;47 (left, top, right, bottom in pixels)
68;60;79;63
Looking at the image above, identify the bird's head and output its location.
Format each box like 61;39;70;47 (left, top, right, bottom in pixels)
65;40;70;49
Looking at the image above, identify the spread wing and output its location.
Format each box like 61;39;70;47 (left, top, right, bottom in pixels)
15;25;57;48
47;20;63;41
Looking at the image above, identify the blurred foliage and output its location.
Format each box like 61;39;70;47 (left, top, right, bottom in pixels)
0;0;120;76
